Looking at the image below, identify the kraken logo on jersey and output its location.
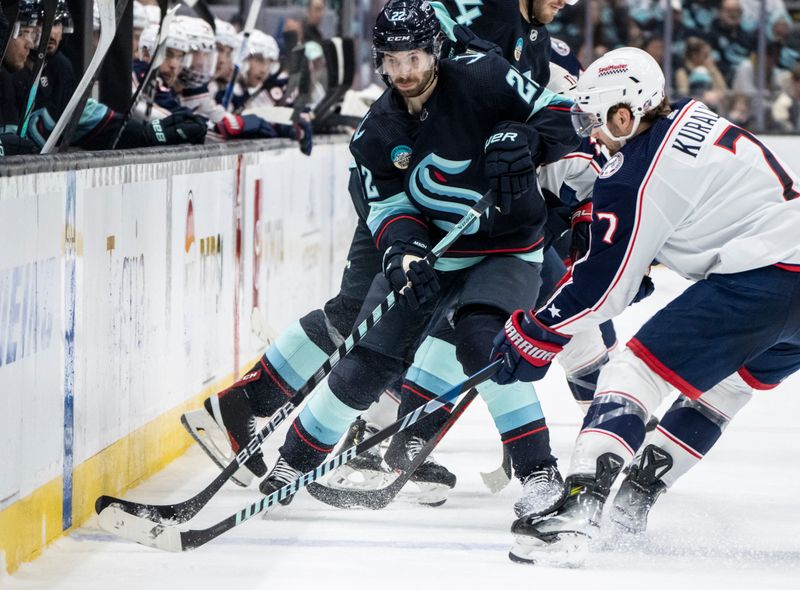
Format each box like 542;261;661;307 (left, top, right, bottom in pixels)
408;153;483;235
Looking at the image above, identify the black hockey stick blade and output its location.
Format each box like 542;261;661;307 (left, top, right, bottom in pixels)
306;388;480;510
96;361;502;551
94;403;297;521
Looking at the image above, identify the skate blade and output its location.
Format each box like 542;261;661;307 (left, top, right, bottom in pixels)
180;410;254;488
509;532;589;568
397;480;450;507
326;464;394;491
608;510;647;536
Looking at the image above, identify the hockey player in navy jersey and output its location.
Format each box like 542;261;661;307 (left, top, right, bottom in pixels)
181;0;586;494
491;47;800;565
251;0;579;513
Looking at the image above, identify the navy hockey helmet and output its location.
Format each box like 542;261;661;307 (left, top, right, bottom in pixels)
16;0;44;26
372;0;443;84
55;0;74;34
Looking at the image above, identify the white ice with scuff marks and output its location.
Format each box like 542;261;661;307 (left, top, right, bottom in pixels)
4;268;799;590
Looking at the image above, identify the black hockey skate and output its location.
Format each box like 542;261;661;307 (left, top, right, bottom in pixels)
259;456;303;506
325;418;392;491
181;387;268;487
509;453;624;567
384;430;456;507
610;444;672;535
514;464;567;518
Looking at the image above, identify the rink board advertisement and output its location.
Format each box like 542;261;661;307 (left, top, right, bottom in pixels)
0;138;354;575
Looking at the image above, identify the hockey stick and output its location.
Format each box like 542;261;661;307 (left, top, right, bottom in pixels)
220;0;263;108
306;387;480;509
17;0;57;137
480;444;512;493
96;192;492;523
108;3;179;149
96;360;502;551
40;0;125;153
183;0;215;32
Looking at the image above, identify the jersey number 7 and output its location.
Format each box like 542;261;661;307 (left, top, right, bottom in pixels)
714;125;799;201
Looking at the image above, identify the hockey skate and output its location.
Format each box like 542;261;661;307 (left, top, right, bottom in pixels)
610;444;672;535
259;456;303;506
325;418;393;491
514;464;567;518
181;387;268;487
384;430;456;507
509;453;624;567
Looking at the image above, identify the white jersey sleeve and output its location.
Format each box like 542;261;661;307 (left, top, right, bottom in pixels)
535;99;800;336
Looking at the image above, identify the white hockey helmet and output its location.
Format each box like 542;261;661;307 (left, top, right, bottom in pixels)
133;1;149;31
547;62;579;99
143;4;161;27
242;29;280;75
571;47;665;144
215;19;239;50
93;3;100;32
174;16;218;88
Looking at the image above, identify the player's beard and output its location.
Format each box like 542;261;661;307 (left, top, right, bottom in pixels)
393;66;437;99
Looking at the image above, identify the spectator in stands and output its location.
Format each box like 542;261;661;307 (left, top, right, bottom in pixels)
732;41;788;98
681;0;717;37
675;36;728;98
303;0;325;44
771;63;800;132
706;0;755;85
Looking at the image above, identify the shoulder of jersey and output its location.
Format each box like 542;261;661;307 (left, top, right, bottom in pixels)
350;93;411;167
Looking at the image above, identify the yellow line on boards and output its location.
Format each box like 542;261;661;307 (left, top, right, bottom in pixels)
0;359;259;577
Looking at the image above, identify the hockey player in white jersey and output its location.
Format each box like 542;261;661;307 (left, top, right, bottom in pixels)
490;47;800;565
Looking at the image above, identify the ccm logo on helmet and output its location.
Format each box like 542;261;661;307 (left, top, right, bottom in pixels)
598;63;629;76
504;318;558;362
484;132;518;149
387;34;413;42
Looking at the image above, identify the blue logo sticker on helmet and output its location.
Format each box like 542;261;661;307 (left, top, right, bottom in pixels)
391;144;413;169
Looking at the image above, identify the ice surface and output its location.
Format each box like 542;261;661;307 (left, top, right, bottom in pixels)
4;268;799;590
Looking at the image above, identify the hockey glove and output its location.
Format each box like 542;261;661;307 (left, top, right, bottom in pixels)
146;112;208;146
216;113;279;139
631;275;655;304
294;116;313;156
569;199;593;263
383;240;439;310
484;122;535;214
0;133;37;156
491;310;570;384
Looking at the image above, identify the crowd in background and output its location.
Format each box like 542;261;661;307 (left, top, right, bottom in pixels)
546;0;800;132
3;0;800;159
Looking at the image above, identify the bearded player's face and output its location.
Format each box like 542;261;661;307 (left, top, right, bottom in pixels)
383;49;436;97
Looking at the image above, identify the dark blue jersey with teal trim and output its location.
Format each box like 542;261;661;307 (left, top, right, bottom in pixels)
350;51;579;260
432;0;551;87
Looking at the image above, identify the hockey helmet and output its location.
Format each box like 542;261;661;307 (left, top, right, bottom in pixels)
571;47;665;144
241;29;280;77
54;0;73;33
12;0;42;47
133;1;149;31
214;19;239;51
174;16;218;88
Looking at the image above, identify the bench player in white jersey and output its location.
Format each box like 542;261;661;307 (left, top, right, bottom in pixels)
490;47;800;565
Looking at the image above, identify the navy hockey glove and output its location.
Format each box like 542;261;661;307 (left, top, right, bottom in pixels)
0;133;37;156
383;240;439;310
491;310;570;384
484;122;535;214
631;275;655;304
569;199;592;263
294;116;313;156
146;112;207;145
